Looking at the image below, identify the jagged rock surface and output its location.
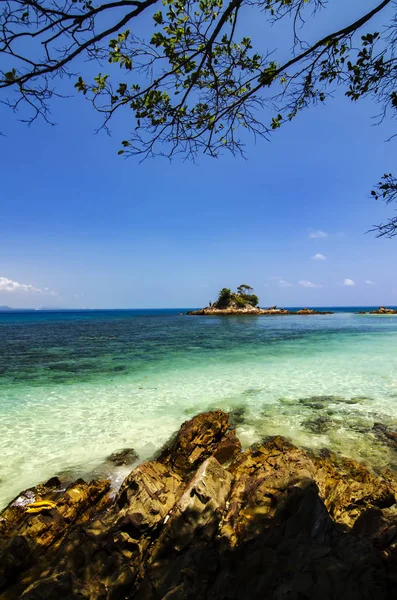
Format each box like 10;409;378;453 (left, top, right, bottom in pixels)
1;411;396;599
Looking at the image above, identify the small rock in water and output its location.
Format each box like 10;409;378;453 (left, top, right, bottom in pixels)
299;395;347;409
229;405;247;426
373;422;397;449
242;387;263;397
106;448;139;466
344;396;369;404
302;416;334;434
345;420;372;434
278;397;297;406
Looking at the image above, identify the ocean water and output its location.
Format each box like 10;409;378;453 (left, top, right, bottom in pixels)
0;307;396;508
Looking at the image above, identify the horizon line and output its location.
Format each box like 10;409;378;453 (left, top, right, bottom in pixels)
0;304;396;311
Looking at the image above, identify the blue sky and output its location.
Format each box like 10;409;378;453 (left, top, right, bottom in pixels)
0;0;396;308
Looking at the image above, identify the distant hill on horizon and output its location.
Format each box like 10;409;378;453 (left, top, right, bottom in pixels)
0;306;36;312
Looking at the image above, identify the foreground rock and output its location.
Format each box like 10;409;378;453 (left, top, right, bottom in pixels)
1;411;397;599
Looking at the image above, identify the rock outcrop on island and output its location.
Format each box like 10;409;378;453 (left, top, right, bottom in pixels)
188;306;334;315
187;285;333;316
358;306;397;315
1;410;396;599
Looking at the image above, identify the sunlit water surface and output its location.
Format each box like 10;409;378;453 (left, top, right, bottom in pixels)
0;308;396;508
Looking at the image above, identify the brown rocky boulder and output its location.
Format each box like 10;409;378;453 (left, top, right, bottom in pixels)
221;436;318;546
367;307;397;314
0;477;111;594
6;461;184;600
136;457;233;598
311;450;397;528
157;410;241;477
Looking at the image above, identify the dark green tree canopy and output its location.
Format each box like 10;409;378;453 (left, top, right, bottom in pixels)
237;284;253;294
215;285;258;308
1;0;396;233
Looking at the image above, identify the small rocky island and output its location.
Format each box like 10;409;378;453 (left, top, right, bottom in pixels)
358;306;397;315
188;285;333;316
0;410;396;598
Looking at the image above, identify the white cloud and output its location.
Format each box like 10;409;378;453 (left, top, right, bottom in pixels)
277;279;294;288
0;276;57;295
343;278;356;287
309;230;328;239
365;280;375;285
299;280;323;288
311;253;327;261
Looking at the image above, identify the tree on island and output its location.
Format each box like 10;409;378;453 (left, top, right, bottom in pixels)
215;285;258;308
237;284;253;295
1;0;397;234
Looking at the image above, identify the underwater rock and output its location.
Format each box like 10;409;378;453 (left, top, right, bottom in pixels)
302;415;334;434
298;395;343;409
350;396;371;403
229;405;247;426
106;447;140;467
373;423;397;449
298;395;365;409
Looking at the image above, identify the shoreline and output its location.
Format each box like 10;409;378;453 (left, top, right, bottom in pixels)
1;410;396;598
187;307;334;316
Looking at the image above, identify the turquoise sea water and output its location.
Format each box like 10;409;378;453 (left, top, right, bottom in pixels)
1;308;397;508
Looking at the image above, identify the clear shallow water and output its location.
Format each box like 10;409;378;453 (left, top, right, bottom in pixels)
0;308;396;508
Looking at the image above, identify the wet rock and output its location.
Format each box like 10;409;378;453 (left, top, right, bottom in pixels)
229;405;247;426
157;410;240;477
106;447;139;467
212;431;241;465
7;462;185;600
